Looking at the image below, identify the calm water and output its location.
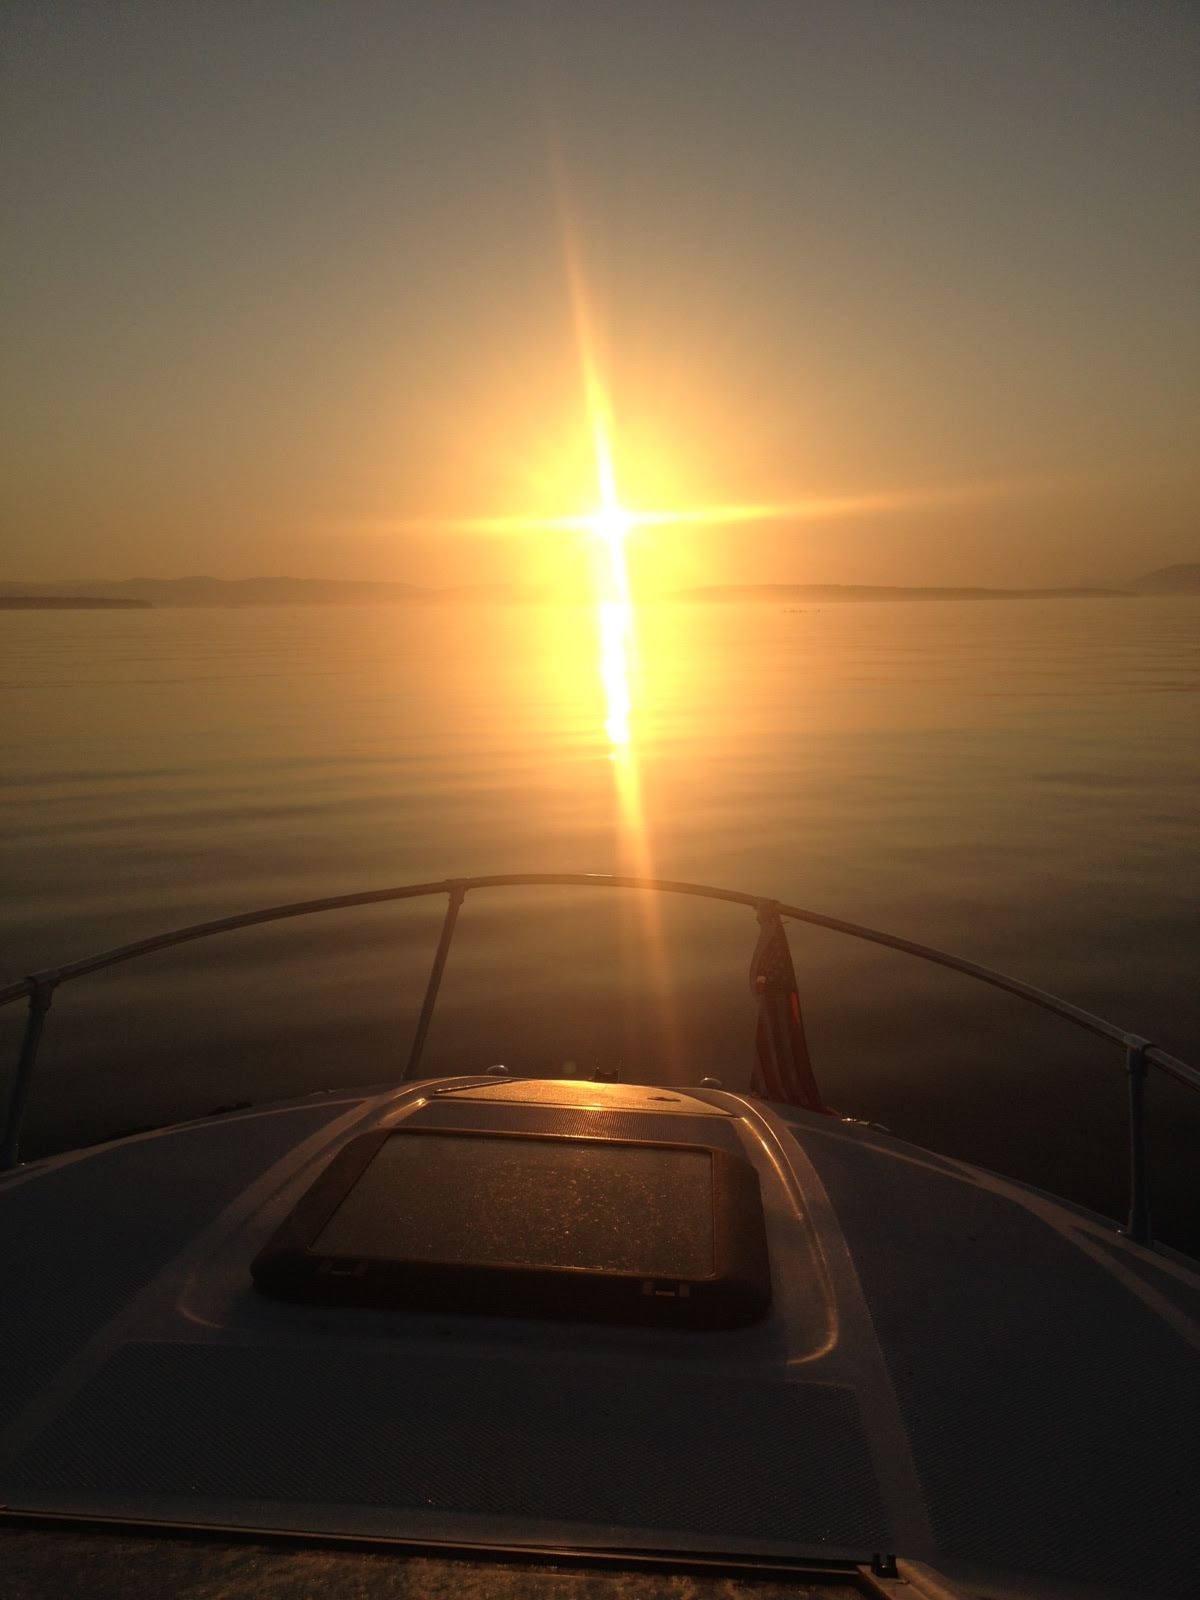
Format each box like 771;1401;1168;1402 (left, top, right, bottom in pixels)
3;599;1198;1248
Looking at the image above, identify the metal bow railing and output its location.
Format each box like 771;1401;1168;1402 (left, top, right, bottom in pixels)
1;872;1196;1246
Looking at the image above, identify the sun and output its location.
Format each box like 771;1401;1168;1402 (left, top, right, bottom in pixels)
588;502;633;551
587;499;633;598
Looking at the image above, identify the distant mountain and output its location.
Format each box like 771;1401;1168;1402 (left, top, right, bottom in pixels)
0;577;543;606
0;595;152;610
0;577;431;606
672;584;1132;603
1128;564;1200;594
0;576;1148;606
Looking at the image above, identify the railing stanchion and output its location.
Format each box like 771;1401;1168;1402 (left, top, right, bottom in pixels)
1122;1039;1152;1247
1;978;56;1171
749;902;824;1111
402;882;467;1081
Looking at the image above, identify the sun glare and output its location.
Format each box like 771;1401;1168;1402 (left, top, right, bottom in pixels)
589;492;634;749
358;233;1047;1086
589;503;633;573
598;601;632;746
577;335;635;741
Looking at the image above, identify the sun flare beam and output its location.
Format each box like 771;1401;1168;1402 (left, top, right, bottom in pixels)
362;475;1031;543
352;217;1055;1087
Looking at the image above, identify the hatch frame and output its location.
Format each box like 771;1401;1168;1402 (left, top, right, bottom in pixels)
250;1123;773;1330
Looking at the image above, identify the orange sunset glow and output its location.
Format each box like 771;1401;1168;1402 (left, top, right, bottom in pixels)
4;6;1200;1488
4;4;1195;592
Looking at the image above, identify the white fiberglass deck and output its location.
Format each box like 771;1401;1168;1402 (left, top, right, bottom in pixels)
1;1076;1197;1600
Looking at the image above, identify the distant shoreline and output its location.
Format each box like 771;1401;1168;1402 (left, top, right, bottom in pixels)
672;584;1132;603
0;583;1148;608
2;566;1196;607
0;596;154;610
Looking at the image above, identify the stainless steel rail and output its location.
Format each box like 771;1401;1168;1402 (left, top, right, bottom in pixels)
2;872;1196;1246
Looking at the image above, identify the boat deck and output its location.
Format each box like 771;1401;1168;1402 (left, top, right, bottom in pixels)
1;1078;1197;1600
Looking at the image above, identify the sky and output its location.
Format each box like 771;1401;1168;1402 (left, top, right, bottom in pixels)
2;0;1197;589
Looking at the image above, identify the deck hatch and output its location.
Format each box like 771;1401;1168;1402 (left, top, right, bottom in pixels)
252;1127;771;1327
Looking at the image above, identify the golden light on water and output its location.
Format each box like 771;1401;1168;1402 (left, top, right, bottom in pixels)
598;602;632;747
584;417;635;748
561;230;642;764
561;276;685;1064
364;240;1041;825
355;256;1042;1081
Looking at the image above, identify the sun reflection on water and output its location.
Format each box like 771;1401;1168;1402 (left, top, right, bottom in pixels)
586;460;635;751
598;601;632;748
569;339;687;1071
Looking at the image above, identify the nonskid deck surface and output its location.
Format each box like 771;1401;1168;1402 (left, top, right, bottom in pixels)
1;1077;1197;1600
0;1526;871;1600
0;1523;889;1600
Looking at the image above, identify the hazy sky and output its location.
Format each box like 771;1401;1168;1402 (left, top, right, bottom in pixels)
2;1;1197;587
